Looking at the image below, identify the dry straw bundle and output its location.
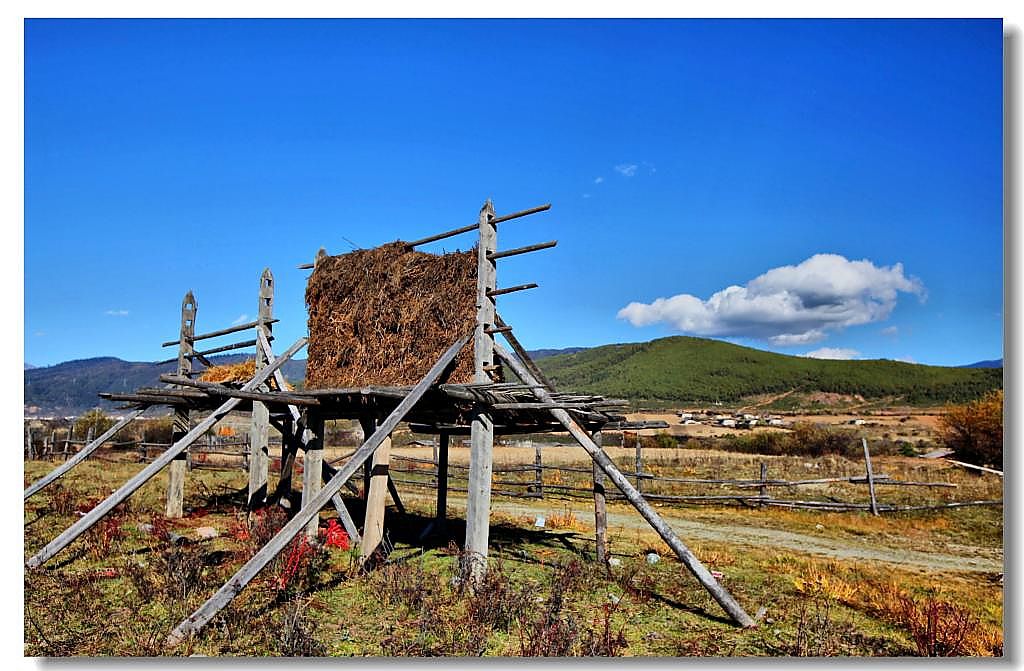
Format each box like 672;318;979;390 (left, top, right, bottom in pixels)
198;358;293;390
304;242;477;389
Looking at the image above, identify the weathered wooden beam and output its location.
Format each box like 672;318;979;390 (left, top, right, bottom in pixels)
167;292;197;519
486;283;538;298
156;338;264;365
249;268;274;510
165;333;469;647
26;337;307;568
465;199;497;582
158;376;319;406
160;318;280;347
24;409;147;499
494;313;554;391
486;240;556;261
301;410;324;539
492;341;755;628
944;459;1003;476
405;203;551;249
592;430;607;565
361;419;392;560
436;432;449;524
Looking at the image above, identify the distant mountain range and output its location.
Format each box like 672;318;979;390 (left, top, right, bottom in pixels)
24;355;306;417
963;359;1003;369
23;340;1003;416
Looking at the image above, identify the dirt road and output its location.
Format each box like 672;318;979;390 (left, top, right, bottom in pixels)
408;492;1002;575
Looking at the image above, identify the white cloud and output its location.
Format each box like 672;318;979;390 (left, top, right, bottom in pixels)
880;326;899;337
804;347;860;360
231;313;250;325
617;253;925;346
895;356;917;364
594;176;604;184
614;163;638;177
105;309;129;316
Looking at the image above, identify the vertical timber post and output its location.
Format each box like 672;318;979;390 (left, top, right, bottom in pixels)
635;432;644;494
26;425;34;460
759;462;768;506
436;432;449;526
360;418;372;500
166;291;196;519
465;199;497;581
862;437;879;516
361;414;393;561
592;430;607;564
248;268;274;509
534;441;544;498
301;410;325;539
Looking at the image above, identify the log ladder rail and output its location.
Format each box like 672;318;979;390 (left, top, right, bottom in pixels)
165;333;470;648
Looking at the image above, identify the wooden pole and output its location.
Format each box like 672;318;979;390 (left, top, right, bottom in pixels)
465;199;497;581
25;409;146;499
27;337;306;569
862;437;879;516
759;463;768;507
301;409;325;540
248;268;274;509
592;430;607;564
534;441;544;497
493;341;755;628
436;432;449;525
25;425;34;460
361;415;393;561
167;290;196;519
635;432;644;494
165;334;468;647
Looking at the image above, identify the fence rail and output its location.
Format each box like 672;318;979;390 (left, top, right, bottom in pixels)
25;431;998;514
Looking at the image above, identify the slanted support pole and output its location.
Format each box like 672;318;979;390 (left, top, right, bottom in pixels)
167;290;196;519
25;408;146;499
248;268;274;509
301;409;325;540
592;429;608;564
27;337;306;569
493;341;755;628
465;199;497;581
360;415;393;560
165;334;468;647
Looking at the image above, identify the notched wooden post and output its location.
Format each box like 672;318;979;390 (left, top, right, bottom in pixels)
465;199;498;582
167;290;196;519
248;268;274;509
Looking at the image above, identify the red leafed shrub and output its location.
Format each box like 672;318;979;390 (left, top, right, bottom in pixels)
319;519;350;550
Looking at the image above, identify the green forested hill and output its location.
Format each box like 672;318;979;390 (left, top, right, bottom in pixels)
534;336;1002;405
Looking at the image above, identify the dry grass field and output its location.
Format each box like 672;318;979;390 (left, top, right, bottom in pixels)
23;413;1003;656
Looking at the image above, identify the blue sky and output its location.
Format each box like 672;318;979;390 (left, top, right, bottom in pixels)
24;18;1003;368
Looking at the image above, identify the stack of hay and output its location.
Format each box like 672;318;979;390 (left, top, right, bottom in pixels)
304;242;477;389
199;359;293;390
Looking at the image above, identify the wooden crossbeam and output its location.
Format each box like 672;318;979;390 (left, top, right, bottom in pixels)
486;240;556;261
24;408;147;500
492;340;755;628
160;318;280;347
26;337;308;569
486;283;538;298
165;333;470;647
405;203;551;249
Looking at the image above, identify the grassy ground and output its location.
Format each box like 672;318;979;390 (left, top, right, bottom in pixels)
23;454;1003;657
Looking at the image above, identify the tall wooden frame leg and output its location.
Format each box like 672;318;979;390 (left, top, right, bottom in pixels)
436;432;449;526
165;408;188;519
592;430;608;564
301;410;325;540
361;416;392;561
248;268;274;509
